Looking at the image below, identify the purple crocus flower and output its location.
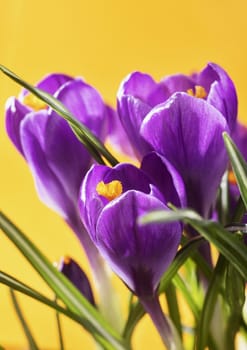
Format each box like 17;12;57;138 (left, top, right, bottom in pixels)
58;256;95;306
117;63;237;161
141;93;229;218
5;73;110;271
79;163;182;297
117;63;236;217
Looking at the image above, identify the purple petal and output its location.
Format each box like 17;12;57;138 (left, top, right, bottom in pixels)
36;73;73;94
118;72;169;106
20;110;91;220
197;63;238;131
79;165;110;241
141;152;187;208
79;163;155;239
5;97;31;156
141;93;229;217
117;95;153;160
20;73;73;99
102;163;151;193
96;191;181;296
105;105;135;158
161;74;195;95
53;78;108;139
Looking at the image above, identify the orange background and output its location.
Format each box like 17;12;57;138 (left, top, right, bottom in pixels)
1;0;247;349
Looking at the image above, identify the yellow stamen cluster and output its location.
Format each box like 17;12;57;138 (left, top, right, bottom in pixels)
96;180;123;201
187;85;207;99
228;170;237;185
63;256;71;265
23;94;47;111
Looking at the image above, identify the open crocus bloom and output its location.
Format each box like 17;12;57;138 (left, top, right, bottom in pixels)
117;63;237;161
116;63;237;218
5;73;110;268
141;93;229;217
79;163;183;297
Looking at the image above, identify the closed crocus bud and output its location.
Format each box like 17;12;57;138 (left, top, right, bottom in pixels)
58;256;95;306
117;63;237;161
79;163;182;298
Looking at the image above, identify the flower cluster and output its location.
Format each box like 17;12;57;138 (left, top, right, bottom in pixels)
5;62;247;349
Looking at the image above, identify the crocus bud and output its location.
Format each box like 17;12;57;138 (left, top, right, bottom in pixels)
58;256;95;306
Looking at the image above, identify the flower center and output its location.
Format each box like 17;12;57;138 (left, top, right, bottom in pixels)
63;256;71;265
187;85;207;99
228;170;237;185
23;93;47;111
96;180;123;201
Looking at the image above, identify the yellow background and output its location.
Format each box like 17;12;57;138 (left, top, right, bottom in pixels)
1;0;247;349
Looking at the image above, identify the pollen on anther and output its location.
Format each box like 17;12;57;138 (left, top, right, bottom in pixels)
228;170;237;185
63;256;71;265
23;94;47;111
96;180;123;201
187;85;207;99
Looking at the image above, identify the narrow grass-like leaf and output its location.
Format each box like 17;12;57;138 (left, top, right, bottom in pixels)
187;220;247;280
123;236;204;341
196;255;226;350
172;275;200;321
165;283;182;336
0;64;118;167
0;211;128;350
139;208;202;225
10;289;40;350
141;208;247;280
54;297;65;350
223;132;247;209
0;270;92;327
0;272;113;350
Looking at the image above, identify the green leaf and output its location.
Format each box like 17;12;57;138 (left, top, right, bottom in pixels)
224;233;246;348
139;208;202;225
141;208;247;280
0;211;128;350
196;254;226;349
165;283;182;337
225;259;245;313
172;274;200;321
188;220;247;280
54;297;65;350
0;270;89;326
223;132;247;209
0;64;118;167
0;272;113;350
10;289;40;350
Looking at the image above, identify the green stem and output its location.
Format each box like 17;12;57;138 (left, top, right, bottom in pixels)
140;294;183;350
123;236;204;342
55;297;65;350
69;221;123;332
196;255;226;350
172;275;200;322
165;283;182;337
